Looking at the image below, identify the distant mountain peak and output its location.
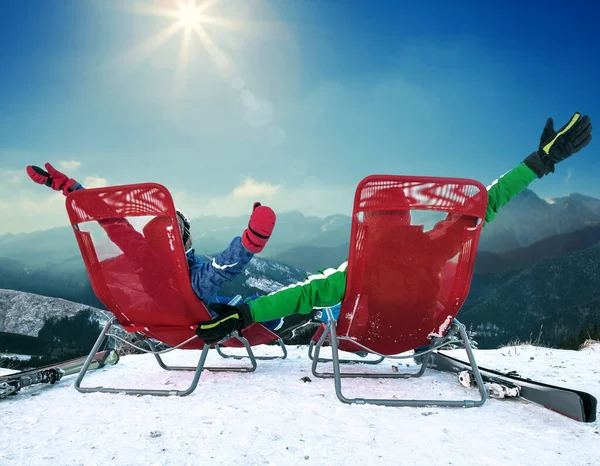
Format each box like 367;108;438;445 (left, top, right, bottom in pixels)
479;187;600;253
517;188;542;199
278;209;306;218
320;214;351;232
550;192;600;203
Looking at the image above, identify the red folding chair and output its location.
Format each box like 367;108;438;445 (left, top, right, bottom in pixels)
65;183;286;397
311;174;489;407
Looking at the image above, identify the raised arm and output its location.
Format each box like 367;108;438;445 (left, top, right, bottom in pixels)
187;236;254;303
429;112;593;260
187;202;276;304
26;163;150;260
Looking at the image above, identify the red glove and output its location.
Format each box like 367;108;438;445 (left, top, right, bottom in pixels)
242;202;276;253
26;163;81;196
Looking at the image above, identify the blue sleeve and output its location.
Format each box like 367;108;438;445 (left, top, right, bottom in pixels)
189;236;254;304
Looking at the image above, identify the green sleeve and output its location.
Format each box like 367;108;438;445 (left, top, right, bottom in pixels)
249;163;536;321
248;262;348;322
484;162;538;225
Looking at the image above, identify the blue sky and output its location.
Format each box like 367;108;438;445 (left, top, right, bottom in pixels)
0;0;598;234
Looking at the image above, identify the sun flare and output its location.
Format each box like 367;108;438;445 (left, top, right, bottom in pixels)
176;2;201;29
119;0;247;93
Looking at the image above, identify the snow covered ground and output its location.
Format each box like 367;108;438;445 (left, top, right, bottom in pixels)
0;352;31;361
1;344;599;466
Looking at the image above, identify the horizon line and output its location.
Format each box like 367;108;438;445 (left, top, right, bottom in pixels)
1;187;595;237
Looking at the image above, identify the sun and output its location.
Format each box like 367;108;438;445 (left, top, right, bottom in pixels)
176;2;201;30
118;0;245;92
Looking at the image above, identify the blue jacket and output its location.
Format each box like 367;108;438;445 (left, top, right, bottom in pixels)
185;237;254;306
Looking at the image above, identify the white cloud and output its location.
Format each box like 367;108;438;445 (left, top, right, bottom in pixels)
20;192;65;214
58;160;82;171
172;181;354;221
232;178;281;199
83;176;109;188
565;168;573;183
0;169;23;184
0;189;71;234
169;180;283;220
0;173;109;234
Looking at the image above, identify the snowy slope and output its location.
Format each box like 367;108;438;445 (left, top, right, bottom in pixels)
1;344;598;465
0;288;108;337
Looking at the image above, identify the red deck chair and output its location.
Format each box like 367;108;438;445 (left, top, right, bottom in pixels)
65;183;286;397
311;174;489;407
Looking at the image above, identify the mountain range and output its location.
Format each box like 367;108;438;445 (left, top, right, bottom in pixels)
0;288;105;338
477;190;600;253
3;225;600;356
460;242;600;348
474;224;600;274
1;234;599;357
2;189;600;275
0;253;306;312
1;187;600;356
0;253;309;367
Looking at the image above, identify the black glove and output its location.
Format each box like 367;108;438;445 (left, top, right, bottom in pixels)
524;112;593;178
195;303;253;343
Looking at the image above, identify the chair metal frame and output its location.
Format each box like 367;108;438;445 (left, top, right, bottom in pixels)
216;339;287;361
75;317;262;397
310;309;488;407
307;333;384;365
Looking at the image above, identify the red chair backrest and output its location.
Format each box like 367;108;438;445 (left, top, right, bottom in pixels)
337;175;488;355
65;183;276;349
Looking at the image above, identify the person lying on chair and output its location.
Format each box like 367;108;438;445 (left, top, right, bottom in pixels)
195;112;593;343
25;164;284;331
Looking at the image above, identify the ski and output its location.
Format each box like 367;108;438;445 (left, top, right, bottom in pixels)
0;350;119;399
429;351;597;423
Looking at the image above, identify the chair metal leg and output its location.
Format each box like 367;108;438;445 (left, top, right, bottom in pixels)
215;338;287;361
455;319;488;406
311;321;427;379
308;339;385;365
151;332;257;373
74;321;258;396
317;314;488;408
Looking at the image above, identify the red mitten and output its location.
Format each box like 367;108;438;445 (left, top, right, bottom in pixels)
26;162;80;195
242;202;276;253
